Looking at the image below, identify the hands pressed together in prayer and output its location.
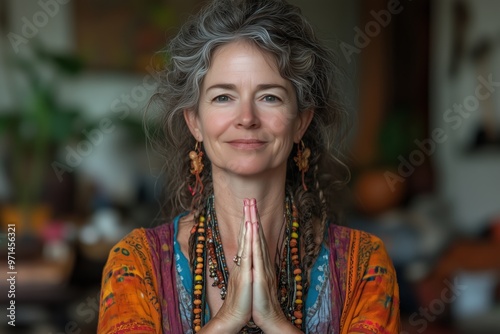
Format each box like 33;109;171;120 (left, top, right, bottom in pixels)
210;199;301;333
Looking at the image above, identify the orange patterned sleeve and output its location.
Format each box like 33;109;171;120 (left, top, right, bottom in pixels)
342;231;401;334
98;229;162;333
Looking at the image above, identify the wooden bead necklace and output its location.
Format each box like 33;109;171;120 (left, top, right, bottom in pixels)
191;195;305;333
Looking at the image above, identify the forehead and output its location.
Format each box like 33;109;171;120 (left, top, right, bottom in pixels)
206;40;283;80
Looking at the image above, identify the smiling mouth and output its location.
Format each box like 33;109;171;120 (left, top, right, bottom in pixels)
227;139;267;149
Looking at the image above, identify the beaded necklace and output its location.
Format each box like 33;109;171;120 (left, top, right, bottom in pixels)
191;195;305;333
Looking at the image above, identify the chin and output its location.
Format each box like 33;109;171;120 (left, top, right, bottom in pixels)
220;161;285;178
225;165;267;176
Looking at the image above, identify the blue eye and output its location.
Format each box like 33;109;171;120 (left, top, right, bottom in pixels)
214;95;230;102
263;95;279;102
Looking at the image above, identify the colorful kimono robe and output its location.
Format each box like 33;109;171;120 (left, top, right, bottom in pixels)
98;217;400;333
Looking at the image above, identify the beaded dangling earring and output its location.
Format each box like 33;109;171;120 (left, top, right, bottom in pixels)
294;140;311;191
189;141;204;195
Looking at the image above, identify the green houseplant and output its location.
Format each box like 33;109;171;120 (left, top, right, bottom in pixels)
0;46;84;234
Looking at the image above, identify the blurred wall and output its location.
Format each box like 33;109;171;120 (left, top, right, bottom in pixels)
1;1;183;202
431;0;500;234
2;1;147;119
290;0;360;132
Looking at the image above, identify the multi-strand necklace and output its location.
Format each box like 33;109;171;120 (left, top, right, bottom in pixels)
190;195;305;333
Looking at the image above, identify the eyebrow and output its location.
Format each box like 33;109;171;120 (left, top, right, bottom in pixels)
205;83;289;93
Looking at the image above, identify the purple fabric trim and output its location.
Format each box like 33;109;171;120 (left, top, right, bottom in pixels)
146;224;183;334
328;224;350;332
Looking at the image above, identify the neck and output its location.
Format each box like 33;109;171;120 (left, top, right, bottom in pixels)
210;166;287;246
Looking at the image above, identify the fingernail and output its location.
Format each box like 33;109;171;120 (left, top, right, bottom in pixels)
244;199;248;205
250;198;256;205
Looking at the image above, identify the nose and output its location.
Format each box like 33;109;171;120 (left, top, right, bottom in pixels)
236;99;260;129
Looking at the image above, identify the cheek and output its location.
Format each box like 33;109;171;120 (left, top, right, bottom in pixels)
268;114;296;138
200;114;231;137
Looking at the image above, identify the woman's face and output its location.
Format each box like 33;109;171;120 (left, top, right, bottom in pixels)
184;41;312;178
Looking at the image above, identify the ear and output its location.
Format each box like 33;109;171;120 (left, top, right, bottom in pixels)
294;108;314;143
183;108;203;142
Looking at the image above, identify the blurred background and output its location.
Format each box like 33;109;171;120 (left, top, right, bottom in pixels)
0;0;499;333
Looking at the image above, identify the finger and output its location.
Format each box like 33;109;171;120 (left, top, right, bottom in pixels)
255;203;268;252
237;199;249;257
240;220;252;272
250;205;269;279
242;198;251;258
253;222;275;283
234;218;248;268
251;218;264;274
250;200;271;265
249;198;257;223
244;198;251;224
249;199;264;242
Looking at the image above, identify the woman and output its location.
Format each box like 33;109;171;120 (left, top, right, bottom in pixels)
98;0;400;333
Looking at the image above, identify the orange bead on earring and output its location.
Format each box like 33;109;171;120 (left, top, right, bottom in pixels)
294;140;311;191
189;141;204;195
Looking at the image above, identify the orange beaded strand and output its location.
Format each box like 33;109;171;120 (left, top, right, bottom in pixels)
290;203;303;328
191;215;206;333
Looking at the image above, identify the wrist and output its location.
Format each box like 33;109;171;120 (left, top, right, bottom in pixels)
257;315;303;334
199;312;245;334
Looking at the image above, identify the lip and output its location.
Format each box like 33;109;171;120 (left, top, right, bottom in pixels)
227;139;267;149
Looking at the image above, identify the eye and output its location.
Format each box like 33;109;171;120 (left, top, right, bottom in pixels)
213;95;230;102
262;95;280;103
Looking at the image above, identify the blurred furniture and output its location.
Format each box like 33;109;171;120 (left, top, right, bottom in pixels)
0;238;75;329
